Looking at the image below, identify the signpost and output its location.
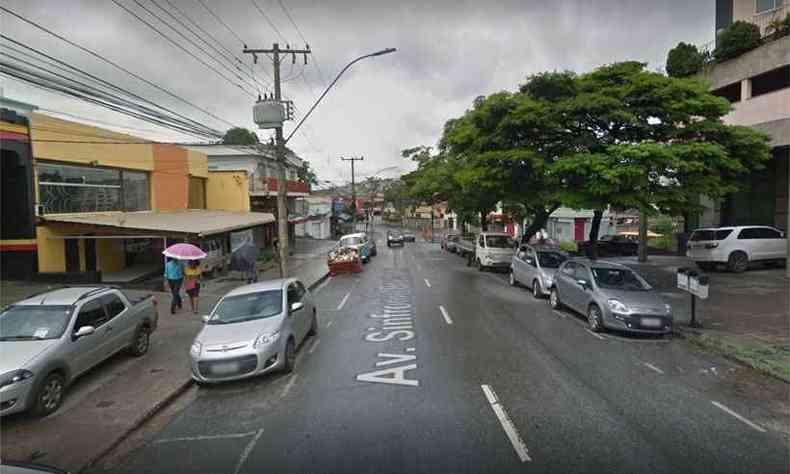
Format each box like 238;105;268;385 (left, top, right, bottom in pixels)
676;267;709;328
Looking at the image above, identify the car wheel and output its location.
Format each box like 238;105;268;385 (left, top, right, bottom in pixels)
727;251;748;273
509;271;517;287
33;372;65;417
282;338;296;374
129;326;151;357
308;311;318;337
549;287;562;309
532;280;542;299
588;304;604;332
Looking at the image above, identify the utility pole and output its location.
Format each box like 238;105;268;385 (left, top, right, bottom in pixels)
244;43;311;277
342;156;364;232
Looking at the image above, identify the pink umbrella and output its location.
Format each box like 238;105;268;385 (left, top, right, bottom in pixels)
162;243;207;260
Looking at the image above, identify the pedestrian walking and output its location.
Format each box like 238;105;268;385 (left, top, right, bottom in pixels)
164;257;183;314
184;260;202;315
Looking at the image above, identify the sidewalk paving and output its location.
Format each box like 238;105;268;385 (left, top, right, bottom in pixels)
610;255;790;383
0;238;332;473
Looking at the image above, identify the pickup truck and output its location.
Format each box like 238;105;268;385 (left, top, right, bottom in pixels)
462;232;516;271
0;286;158;416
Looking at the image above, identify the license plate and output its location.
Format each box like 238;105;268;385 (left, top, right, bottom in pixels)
211;362;239;374
641;318;661;328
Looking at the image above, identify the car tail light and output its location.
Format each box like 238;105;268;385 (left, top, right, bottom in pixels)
704;243;718;249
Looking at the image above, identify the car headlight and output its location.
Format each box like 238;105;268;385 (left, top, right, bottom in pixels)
254;331;280;348
607;299;631;314
664;303;672;314
190;341;202;357
0;369;34;389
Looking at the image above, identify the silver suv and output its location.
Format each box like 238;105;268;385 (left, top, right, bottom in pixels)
0;287;158;416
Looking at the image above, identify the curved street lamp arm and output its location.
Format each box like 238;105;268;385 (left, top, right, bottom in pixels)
284;48;396;144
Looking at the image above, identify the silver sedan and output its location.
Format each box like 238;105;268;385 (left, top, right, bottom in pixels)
548;259;673;335
190;278;317;383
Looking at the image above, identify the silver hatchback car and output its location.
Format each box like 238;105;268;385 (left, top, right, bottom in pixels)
548;259;673;335
510;245;568;298
190;278;317;383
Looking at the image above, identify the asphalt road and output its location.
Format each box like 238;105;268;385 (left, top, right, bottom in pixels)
105;228;790;474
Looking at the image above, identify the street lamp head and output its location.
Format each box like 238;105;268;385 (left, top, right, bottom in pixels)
371;48;397;57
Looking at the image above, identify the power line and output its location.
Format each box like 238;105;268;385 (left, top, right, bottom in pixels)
276;0;328;88
110;0;257;98
0;5;239;130
249;0;288;43
195;0;247;47
146;0;268;92
38;108;174;135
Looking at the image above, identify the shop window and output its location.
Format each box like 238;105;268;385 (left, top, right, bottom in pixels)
756;0;783;14
750;65;790;98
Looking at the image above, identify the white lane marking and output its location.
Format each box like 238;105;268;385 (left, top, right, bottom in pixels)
337;291;351;310
308;339;320;354
711;401;767;433
643;362;664;374
281;374;298;398
313;277;332;294
154;431;257;444
233;429;264;474
585;329;606;340
439;305;453;325
326;320;334;328
552;310;567;319
480;385;531;462
424;278;431;288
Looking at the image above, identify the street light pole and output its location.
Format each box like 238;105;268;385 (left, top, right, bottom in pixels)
342;156;363;232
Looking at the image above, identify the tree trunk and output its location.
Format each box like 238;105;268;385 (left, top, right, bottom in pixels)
638;208;649;262
587;209;604;260
480;211;489;232
521;204;558;244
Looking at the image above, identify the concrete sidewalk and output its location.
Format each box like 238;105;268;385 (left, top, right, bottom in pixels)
611;255;789;382
0;240;331;473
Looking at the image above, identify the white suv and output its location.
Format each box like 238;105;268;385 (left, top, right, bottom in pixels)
687;226;786;272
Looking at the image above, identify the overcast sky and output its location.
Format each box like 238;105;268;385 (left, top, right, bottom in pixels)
1;0;714;185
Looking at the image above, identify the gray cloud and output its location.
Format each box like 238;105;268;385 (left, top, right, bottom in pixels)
2;0;713;183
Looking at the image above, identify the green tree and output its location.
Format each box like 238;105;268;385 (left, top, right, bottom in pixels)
713;21;762;63
222;127;259;145
666;42;705;78
296;161;318;186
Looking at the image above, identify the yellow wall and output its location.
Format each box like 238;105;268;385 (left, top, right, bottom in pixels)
187;149;209;178
29;113;154;171
206;171;251;211
36;226;66;272
97;239;125;273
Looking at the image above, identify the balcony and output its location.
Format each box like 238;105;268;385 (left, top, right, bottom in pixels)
250;176;310;197
752;4;789;37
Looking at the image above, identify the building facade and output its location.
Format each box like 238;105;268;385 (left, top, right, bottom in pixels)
700;0;790;230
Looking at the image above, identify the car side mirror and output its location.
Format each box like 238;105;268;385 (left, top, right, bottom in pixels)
74;325;95;338
201;314;211;323
290;301;304;313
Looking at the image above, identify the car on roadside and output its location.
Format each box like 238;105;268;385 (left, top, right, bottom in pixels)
387;230;405;247
467;232;515;272
0;461;69;474
190;278;317;383
441;232;460;253
548;259;672;335
687;225;786;272
510;244;568;298
338;232;371;263
365;232;378;257
403;232;416;242
0;287;158;417
578;234;638;257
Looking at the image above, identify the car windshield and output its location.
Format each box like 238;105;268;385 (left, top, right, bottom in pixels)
486;236;513;248
341;237;363;246
537;252;566;268
0;305;73;340
208;290;283;325
591;268;650;291
690;229;733;241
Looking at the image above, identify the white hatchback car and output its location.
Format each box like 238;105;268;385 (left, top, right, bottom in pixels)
687;226;786;272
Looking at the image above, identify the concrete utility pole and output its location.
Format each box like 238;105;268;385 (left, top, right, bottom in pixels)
342;156;363;232
244;43;311;277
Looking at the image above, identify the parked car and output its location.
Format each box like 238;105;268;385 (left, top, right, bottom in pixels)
190;278;317;383
403;232;416;242
578;234;638;257
365;232;378;257
510;245;568;298
548;259;672;335
687;226;786;272
387;230;405;247
467;232;515;272
441;232;461;252
0;461;69;474
339;232;371;263
0;287;158;416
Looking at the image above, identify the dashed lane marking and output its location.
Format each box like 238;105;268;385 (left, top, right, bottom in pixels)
711;401;767;433
326;320;334;328
280;374;298;398
424;278;432;288
337;291;351;310
643;362;664;374
481;385;531;462
439;305;453;325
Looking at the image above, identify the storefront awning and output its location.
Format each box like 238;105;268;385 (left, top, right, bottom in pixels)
43;210;275;238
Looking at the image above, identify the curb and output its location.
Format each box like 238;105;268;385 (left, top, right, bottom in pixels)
675;326;790;385
80;378;194;473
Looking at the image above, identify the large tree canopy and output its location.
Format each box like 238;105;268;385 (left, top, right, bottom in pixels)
222;127;259;145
